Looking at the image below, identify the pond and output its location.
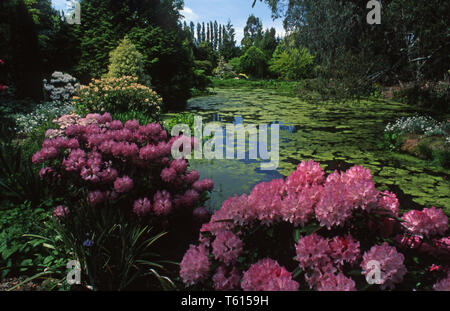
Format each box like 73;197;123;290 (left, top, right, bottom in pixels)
176;87;450;214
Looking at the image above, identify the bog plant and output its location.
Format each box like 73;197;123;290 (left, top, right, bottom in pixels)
180;160;449;291
32;112;214;290
73;76;162;120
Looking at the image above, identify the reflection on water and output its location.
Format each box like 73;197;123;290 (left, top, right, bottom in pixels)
183;88;450;213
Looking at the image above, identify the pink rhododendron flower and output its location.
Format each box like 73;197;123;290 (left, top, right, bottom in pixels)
329;235;361;267
80;165;101;182
401;207;448;237
193;206;210;223
153;190;172;216
212;265;241;291
177;189;199;207
132;198;152;217
170;158;188;174
160;167;177;183
247;179;284;225
183;170;200;184
39;167;54;179
212;231;243;265
241;258;299;291
316;272;356;291
88;190;105;206
433;272;450;291
53;205;69;218
32;147;58;164
109;120;123;130
114;176;134;193
124;119;140;131
180;244;211;286
192;178;215;193
295;233;331;270
361;242;407;290
285;160;324;193
315;180;353;229
423;207;448;236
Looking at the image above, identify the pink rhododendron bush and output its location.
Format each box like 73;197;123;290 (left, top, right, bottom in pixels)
180;160;449;291
32;112;213;290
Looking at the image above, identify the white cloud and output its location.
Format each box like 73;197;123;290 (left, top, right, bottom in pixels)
180;7;199;23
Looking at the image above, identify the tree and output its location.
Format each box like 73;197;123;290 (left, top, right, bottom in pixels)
213;21;219;51
201;22;206;42
256;0;450;85
270;43;315;80
239;46;268;78
241;14;263;50
107;36;149;85
196;22;201;45
220;21;239;60
256;28;279;59
75;0;195;110
0;0;44;100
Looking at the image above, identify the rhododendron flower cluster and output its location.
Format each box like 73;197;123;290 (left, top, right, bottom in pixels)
241;258;299;291
401;207;448;237
295;233;360;289
361;243;407;289
180;244;211;286
33;113;214;221
180;160;449;291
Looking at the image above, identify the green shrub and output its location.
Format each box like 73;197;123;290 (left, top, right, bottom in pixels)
228;57;242;73
393;82;450;112
270;45;315;80
239;46;268;79
194;60;214;76
0;199;71;288
106;36;150;86
74;76;162;119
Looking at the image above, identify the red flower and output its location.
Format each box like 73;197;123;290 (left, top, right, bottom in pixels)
0;84;9;93
0;59;5;65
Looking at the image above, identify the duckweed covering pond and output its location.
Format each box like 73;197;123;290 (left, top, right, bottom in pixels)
170;88;449;214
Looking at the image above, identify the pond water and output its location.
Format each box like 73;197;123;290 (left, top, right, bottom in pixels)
177;87;449;213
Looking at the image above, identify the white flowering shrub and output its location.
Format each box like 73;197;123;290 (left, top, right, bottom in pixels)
385;115;449;137
13;102;74;136
43;71;80;103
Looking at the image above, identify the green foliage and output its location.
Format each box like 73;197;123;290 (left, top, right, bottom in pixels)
257;0;450;106
127;26;195;111
106;36;150;85
270;44;315;80
228;57;242;73
0;140;49;207
214;56;237;79
394;82;450;113
239;46;268;79
74;76;162;119
12;101;74;137
163;112;196;134
45;204;175;290
241;14;263;50
192;69;213;92
0;200;68;281
194;60;214;76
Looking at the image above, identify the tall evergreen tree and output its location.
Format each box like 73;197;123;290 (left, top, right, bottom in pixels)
196;22;202;45
218;24;223;50
241;14;263;50
201;22;206;42
213;21;219;51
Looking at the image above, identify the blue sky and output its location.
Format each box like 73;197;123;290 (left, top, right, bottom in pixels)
51;0;285;44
